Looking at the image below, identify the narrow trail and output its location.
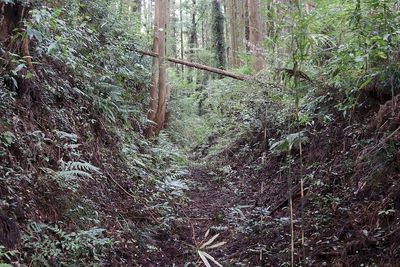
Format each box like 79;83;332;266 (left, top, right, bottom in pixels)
155;164;263;266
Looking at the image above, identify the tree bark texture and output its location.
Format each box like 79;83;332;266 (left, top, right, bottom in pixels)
155;0;169;133
211;0;226;71
146;0;169;138
248;0;265;72
227;0;245;67
146;0;161;138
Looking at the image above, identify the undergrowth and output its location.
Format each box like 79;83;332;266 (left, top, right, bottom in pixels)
0;1;190;265
0;0;399;266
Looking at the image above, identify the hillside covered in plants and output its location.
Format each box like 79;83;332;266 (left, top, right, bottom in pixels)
0;0;399;266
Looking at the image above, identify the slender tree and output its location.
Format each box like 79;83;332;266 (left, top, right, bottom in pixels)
189;0;198;51
211;0;226;71
187;0;198;82
155;0;170;133
146;0;169;137
134;0;141;13
179;0;184;72
169;0;178;61
244;0;250;51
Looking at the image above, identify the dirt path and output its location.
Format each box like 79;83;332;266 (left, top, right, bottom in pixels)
154;164;262;266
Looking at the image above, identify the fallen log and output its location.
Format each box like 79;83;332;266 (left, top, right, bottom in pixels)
136;49;248;81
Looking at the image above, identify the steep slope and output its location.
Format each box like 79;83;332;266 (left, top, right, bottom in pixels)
189;91;400;266
0;3;189;265
0;57;160;265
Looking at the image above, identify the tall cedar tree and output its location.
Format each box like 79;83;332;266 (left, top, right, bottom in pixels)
211;0;226;71
248;0;265;72
227;0;245;67
187;0;198;82
146;0;169;138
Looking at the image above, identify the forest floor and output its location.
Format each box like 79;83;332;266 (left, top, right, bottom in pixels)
155;164;261;266
150;93;400;267
152;159;288;267
1;49;399;266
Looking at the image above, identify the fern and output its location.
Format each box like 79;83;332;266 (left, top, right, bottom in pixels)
94;96;117;122
57;160;101;181
54;130;78;143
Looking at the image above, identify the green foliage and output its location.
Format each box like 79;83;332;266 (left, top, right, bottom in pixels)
1;0;399;265
27;2;151;125
157;175;189;198
151;133;189;200
57;160;101;180
168;67;289;156
269;131;309;155
166;72;212;147
0;131;15;156
20;222;111;266
0;131;15;146
0;131;15;157
118;129;189;219
1;0;194;266
323;0;399;98
233;53;255;75
0;246;17;264
261;0;400;116
40;160;101;192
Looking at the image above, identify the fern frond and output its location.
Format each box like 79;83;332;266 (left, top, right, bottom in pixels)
63;161;101;174
57;160;101;181
54;130;78;143
57;170;93;180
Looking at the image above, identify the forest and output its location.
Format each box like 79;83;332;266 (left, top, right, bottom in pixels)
0;0;399;266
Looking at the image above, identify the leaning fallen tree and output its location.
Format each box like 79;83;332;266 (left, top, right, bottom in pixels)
136;49;248;81
136;49;288;93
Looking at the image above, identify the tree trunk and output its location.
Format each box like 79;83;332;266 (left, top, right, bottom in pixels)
179;0;184;72
244;0;250;51
186;0;198;82
146;0;169;137
248;0;265;72
0;2;34;73
169;0;178;61
211;0;226;72
134;0;141;14
144;0;154;36
223;0;230;66
227;0;245;67
189;0;198;50
155;0;169;133
146;0;161;138
0;2;21;44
